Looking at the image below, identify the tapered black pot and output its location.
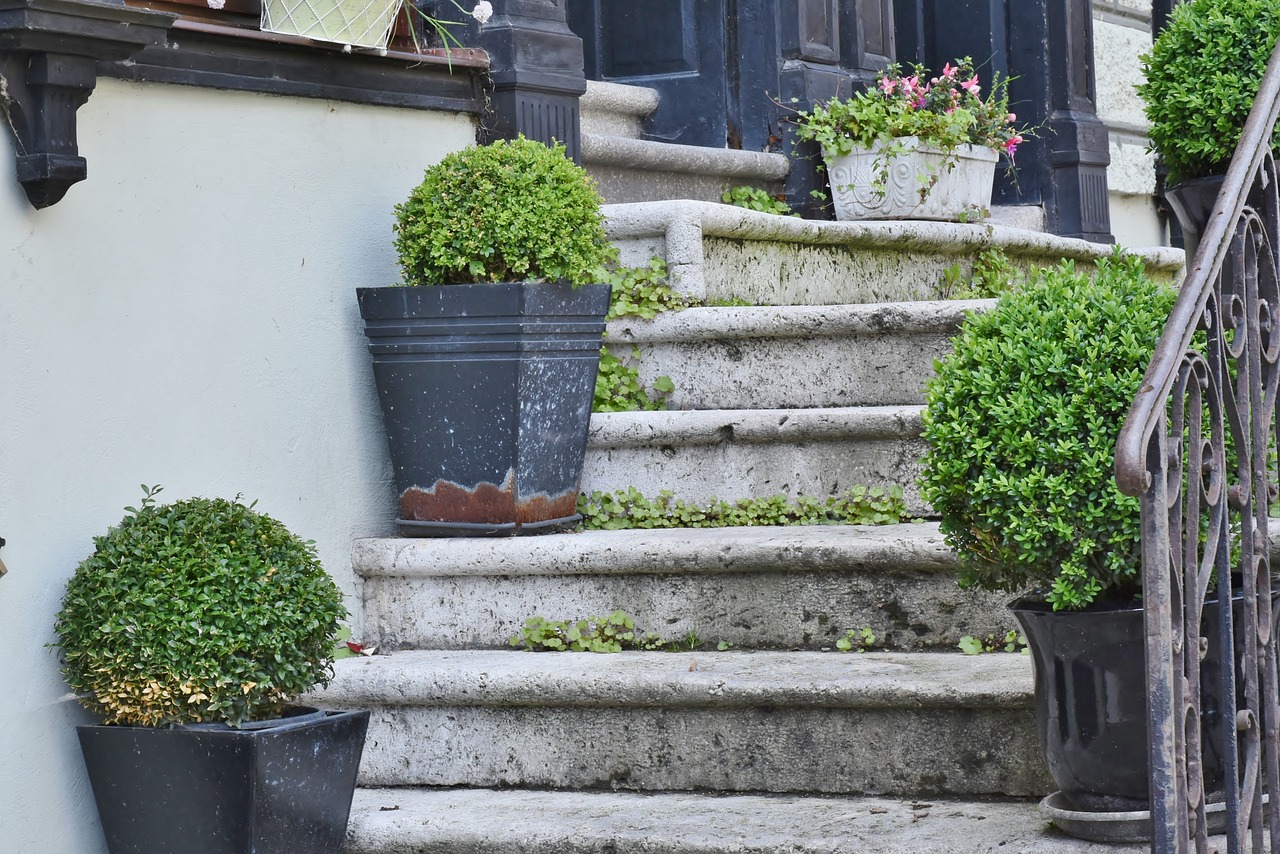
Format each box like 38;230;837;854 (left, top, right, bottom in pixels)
357;282;610;537
78;707;369;854
1164;174;1224;259
1012;598;1233;813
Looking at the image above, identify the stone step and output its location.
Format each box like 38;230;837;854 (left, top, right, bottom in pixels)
604;199;1185;305
582;406;928;515
605;300;989;409
344;787;1148;854
584;135;790;206
308;650;1049;797
354;522;1012;652
580;80;659;139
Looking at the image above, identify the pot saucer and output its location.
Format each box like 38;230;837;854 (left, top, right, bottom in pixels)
1040;791;1226;842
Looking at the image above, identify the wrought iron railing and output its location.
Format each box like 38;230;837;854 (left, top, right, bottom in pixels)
1114;37;1280;854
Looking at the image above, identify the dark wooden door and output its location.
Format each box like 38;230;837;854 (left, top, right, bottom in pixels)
568;1;897;150
568;0;729;146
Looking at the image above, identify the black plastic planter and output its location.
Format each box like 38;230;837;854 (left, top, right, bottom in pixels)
78;708;369;854
1012;597;1236;813
357;282;610;537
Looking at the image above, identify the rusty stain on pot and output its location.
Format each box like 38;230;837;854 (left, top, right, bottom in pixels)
400;470;578;526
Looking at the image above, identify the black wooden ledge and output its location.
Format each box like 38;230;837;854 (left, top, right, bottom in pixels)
103;18;487;115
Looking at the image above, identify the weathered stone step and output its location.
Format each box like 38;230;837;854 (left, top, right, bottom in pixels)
308;649;1048;797
584;135;790;206
345;787;1148;854
355;522;1012;652
582;406;928;514
605;300;990;409
605;199;1184;305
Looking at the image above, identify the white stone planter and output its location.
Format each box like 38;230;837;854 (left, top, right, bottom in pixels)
824;137;999;222
261;0;401;50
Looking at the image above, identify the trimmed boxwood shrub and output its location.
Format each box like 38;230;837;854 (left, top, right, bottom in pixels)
1138;0;1280;185
55;487;347;726
393;136;612;286
919;254;1177;610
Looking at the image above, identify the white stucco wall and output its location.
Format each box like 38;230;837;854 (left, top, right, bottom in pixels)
1093;0;1168;248
0;77;474;854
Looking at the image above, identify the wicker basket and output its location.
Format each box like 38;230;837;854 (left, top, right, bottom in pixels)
261;0;401;50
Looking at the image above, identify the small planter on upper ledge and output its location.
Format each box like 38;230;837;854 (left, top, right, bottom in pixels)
795;58;1027;223
1138;0;1280;252
358;136;612;537
261;0;492;51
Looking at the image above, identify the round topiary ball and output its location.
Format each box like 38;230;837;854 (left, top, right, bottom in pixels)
919;254;1177;611
1138;0;1280;185
55;488;347;727
393;136;612;286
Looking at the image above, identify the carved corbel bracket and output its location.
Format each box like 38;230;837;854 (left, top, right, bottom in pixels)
0;0;173;208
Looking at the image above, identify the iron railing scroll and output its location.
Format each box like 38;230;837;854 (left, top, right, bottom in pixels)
1114;36;1280;854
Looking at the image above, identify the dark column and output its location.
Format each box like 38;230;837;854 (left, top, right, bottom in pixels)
1042;0;1112;242
436;0;587;161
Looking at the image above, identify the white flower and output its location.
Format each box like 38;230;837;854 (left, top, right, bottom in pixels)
471;1;493;24
207;0;225;8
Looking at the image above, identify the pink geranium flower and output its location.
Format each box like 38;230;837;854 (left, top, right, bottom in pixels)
941;62;957;78
879;76;897;95
960;76;981;95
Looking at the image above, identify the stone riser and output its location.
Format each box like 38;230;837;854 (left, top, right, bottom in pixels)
583;407;928;514
362;565;1012;653
354;703;1043;796
311;651;1049;798
606;302;982;410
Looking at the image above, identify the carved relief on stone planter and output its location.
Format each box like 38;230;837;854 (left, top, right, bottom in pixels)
824;137;998;222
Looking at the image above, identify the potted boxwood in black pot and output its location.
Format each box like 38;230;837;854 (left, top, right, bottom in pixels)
1138;0;1280;246
919;255;1198;824
359;136;613;537
55;486;367;854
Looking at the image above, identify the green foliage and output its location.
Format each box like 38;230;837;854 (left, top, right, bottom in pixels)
959;630;1028;655
594;347;675;412
393;136;611;286
593;257;684;412
578;486;911;530
55;486;346;727
936;247;1023;299
602;257;691;321
794;57;1024;159
1138;0;1280;185
508;611;666;653
835;627;877;652
920;254;1177;610
722;186;798;217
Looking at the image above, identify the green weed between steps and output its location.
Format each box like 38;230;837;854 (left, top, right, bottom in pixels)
935;246;1024;299
577;486;912;530
958;630;1028;655
836;627;877;652
722;186;799;217
508;610;877;655
595;258;686;413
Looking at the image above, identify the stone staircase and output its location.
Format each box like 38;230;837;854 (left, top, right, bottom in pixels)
310;82;1186;853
